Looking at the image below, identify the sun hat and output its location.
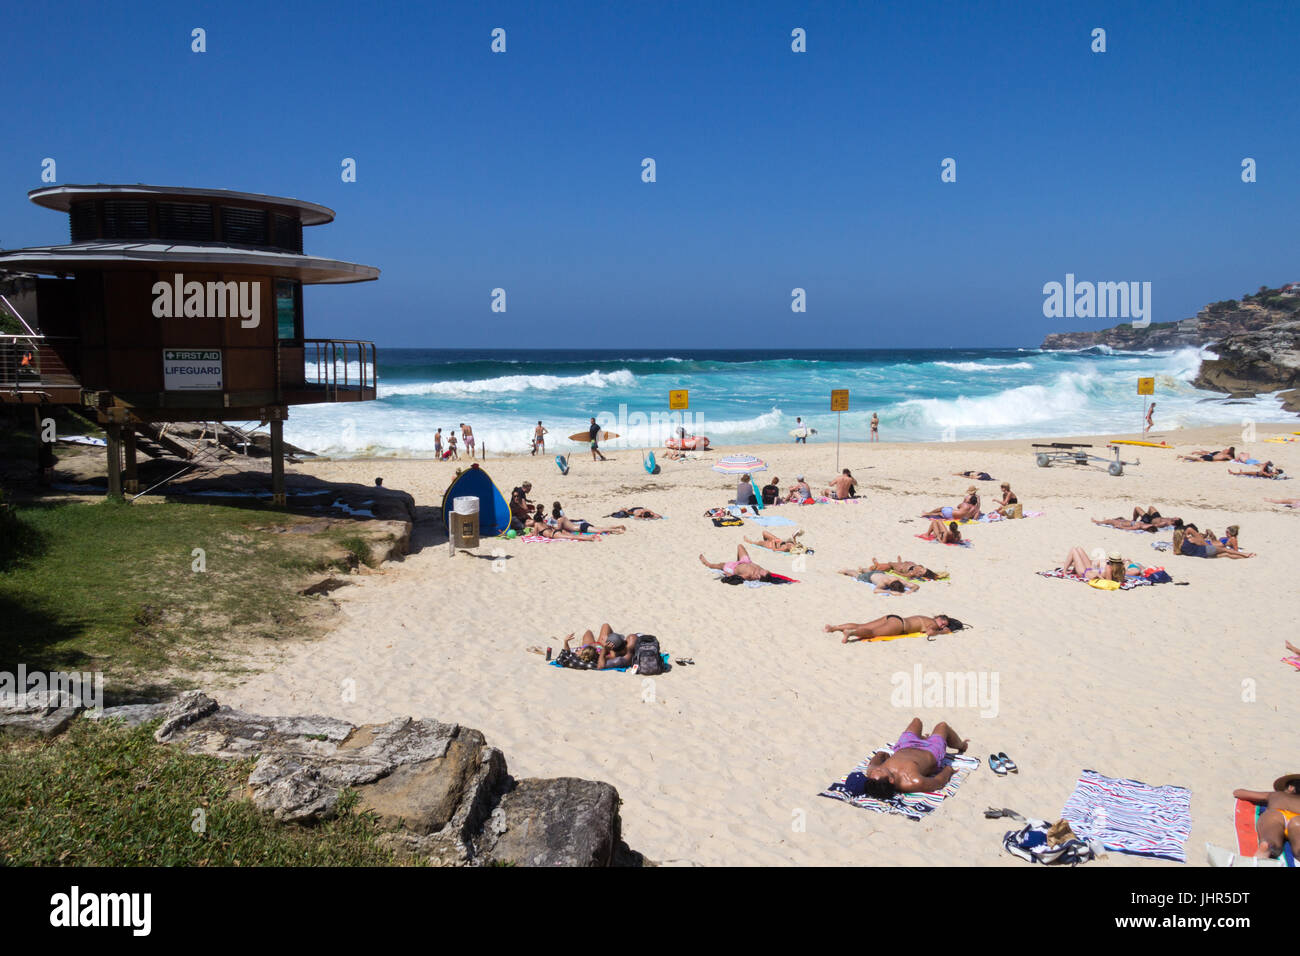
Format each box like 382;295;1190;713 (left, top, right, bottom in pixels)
1273;773;1300;792
1107;551;1122;561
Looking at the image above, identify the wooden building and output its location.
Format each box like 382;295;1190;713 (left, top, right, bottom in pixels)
0;184;380;501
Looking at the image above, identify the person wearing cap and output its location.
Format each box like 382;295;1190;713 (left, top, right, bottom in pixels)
922;486;980;521
1233;773;1300;859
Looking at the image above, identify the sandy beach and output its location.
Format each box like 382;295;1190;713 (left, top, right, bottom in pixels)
221;423;1299;866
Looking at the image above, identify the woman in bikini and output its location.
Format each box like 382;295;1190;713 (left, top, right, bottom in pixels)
608;505;662;519
1233;774;1300;859
1178;446;1235;462
744;529;805;552
835;568;918;594
823;614;965;644
866;556;948;580
546;504;626;535
526;516;599;540
1229;461;1283;478
925;519;963;544
992;482;1018;515
1062;547;1126;581
698;545;773;582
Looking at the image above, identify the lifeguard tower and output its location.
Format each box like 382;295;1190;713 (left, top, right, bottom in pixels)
0;183;380;501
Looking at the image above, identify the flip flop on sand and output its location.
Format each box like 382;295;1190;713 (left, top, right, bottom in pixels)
989;754;1007;776
997;752;1019;773
674;658;695;666
984;807;1025;820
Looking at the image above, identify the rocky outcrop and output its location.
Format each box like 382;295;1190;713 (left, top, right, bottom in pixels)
0;690;82;738
1040;302;1288;351
1191;321;1300;411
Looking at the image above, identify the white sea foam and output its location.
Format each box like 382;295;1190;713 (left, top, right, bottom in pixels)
933;361;1034;372
377;368;636;398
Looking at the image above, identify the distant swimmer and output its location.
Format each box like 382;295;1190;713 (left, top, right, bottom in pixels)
870;412;879;442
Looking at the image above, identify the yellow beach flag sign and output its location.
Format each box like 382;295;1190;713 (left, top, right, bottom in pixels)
669;389;689;410
1137;377;1155;395
830;389;849;412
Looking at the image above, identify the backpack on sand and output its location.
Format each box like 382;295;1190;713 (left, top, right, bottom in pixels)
634;635;663;675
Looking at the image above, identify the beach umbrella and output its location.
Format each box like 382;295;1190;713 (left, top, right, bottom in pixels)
712;454;767;474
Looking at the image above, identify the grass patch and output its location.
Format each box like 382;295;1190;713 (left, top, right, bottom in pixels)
0;718;414;866
0;499;355;696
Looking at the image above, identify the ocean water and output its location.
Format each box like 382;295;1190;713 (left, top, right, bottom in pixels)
285;347;1288;457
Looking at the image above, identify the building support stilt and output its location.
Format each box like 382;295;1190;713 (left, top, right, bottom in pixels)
270;419;286;506
105;423;123;500
123;427;138;494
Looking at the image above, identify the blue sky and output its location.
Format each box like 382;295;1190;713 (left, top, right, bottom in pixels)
1;0;1296;347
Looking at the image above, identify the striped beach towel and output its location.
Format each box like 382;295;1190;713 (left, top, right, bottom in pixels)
1035;568;1146;590
820;745;980;821
1060;769;1192;862
520;534;601;543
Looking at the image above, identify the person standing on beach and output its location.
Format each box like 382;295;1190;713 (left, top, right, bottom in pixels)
793;417;808;443
447;431;459;460
434;428;443;460
589;417;607;461
533;421;548;455
870;412;879;442
1144;402;1156;436
461;423;475;458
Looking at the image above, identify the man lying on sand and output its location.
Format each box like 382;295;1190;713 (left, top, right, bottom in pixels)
562;626;640;670
865;556;949;580
1175;525;1254;558
1092;510;1184;532
953;470;994;481
607;505;662;519
1233;773;1300;859
699;545;777;582
823;614;965;643
922;486;980;521
824;469;857;499
1178;446;1236;462
744;529;806;553
1230;461;1284;478
836;568;918;593
857;718;970;797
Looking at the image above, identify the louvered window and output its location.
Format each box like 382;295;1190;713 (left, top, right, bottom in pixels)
158;202;214;242
273;213;302;253
100;201;151;239
221;206;267;245
70;201;99;241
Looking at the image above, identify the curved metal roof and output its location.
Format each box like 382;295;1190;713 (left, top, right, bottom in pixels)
29;184;337;226
0;241;379;284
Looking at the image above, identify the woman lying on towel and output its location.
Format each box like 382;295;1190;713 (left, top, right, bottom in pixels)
836;568;918;594
1233;773;1300;859
698;545;778;583
1062;547;1129;581
561;626;641;670
859;717;970;797
865;557;949;580
922;487;980;521
953;470;994;481
744;529;806;553
1174;525;1254;558
925;519;963;544
607;504;662;519
1178;446;1236;462
1229;460;1284;478
1092;512;1184;532
823;614;965;644
542;504;626;535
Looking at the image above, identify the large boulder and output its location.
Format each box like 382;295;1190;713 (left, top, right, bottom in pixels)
477;777;623;867
0;690;82;739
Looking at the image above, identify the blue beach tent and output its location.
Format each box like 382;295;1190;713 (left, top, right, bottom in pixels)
441;464;512;536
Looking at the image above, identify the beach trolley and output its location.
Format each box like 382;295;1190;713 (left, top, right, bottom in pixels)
0;183;380;502
1032;442;1138;476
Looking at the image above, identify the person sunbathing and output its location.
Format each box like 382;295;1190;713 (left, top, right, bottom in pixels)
1233;774;1300;859
1062;547;1127;581
744;529;806;553
1091;515;1183;532
1176;525;1254;559
608;505;662;519
784;475;812;503
1267;498;1300;508
562;626;640;670
823;614;965;644
546;504;626;534
526;516;598;540
836;568;918;594
1230;460;1284;478
924;519;963;544
857;718;970;797
867;556;949;580
922;486;980;520
1202;524;1242;551
1129;505;1183;528
1178;446;1236;462
699;545;775;582
824;469;857;499
953;470;994;481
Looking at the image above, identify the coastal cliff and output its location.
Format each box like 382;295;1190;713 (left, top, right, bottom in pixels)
1042;286;1300;413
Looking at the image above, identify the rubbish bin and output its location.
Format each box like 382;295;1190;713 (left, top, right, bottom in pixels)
451;496;481;548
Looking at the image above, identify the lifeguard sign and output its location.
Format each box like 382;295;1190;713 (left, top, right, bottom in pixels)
830;389;849;411
669;389;689;410
1137;377;1155;395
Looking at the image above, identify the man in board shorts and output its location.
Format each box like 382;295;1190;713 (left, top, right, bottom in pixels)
859;717;969;799
589;417;607;461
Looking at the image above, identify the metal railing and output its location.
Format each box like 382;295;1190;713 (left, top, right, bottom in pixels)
0;334;80;389
300;339;377;400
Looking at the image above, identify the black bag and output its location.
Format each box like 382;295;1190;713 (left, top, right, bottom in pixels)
634;635;663;675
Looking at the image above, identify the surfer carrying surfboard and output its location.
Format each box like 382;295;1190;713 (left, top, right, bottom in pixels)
793;417;809;443
588;417;608;461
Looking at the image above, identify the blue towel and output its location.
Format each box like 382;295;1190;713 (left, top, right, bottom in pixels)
548;653;668;673
749;515;797;527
